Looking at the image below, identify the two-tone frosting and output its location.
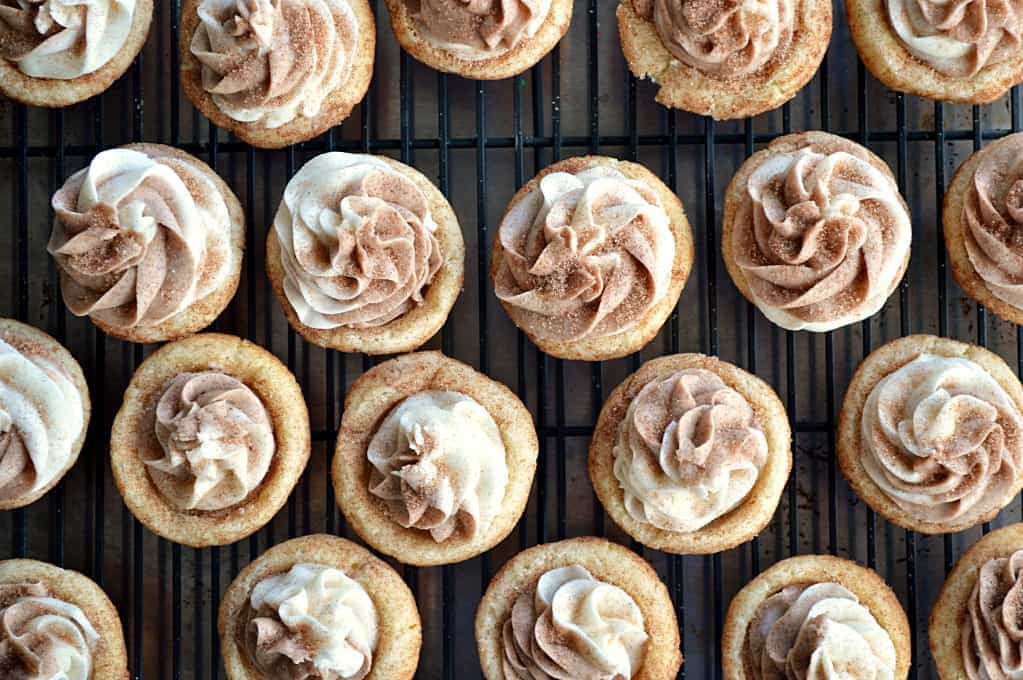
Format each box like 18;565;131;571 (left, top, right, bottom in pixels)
190;0;358;129
612;367;768;533
494;164;675;343
962;549;1023;680
0;582;100;680
410;0;552;61
143;371;275;512
244;563;378;680
47;147;234;334
886;0;1023;77
273;152;443;330
367;391;508;542
0;0;137;79
0;336;85;505
861;354;1023;528
501;565;649;679
744;582;897;679
731;136;912;332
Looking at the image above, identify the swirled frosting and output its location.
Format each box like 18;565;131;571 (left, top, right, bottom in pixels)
636;0;795;79
0;336;85;505
731;136;912;332
274;152;443;330
494;164;675;343
744;582;897;679
142;371;274;512
886;0;1023;77
47;147;234;333
612;367;768;533
0;0;136;79
0;582;100;680
963;136;1023;311
409;0;552;61
190;0;358;129
861;354;1023;528
366;391;508;542
244;563;378;680
963;550;1023;680
501;565;649;679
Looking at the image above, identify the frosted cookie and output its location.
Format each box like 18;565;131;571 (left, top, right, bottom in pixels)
266;152;464;355
491;155;694;360
110;333;310;547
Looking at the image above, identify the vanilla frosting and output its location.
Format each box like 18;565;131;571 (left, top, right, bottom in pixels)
142;371;275;512
494;164;675;343
501;565;649;679
744;582;897;679
963;136;1023;311
410;0;552;61
638;0;795;79
367;391;508;542
0;0;136;79
612;367;768;533
0;582;100;680
732;137;912;332
0;336;85;505
190;0;358;129
886;0;1023;77
963;549;1023;680
48;147;234;333
861;354;1023;528
273;152;443;330
244;563;378;680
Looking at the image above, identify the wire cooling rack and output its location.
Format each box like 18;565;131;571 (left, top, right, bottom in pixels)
4;1;1023;678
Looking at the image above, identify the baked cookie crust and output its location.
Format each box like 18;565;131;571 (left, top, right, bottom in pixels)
218;534;421;680
110;333;311;547
721;554;912;679
589;353;791;555
475;537;682;680
333;351;538;566
266;154;464;356
490;155;694;361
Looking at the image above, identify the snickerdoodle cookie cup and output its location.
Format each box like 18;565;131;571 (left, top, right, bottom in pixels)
476;537;682;680
617;0;831;119
722;555;911;679
111;333;310;547
590;353;791;555
333;351;537;566
491;155;693;361
267;152;464;355
838;334;1023;535
219;534;421;680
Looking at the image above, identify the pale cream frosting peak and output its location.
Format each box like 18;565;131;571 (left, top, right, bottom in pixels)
612;367;768;533
274;152;443;330
244;563;378;680
367;390;508;542
494;165;675;343
190;0;358;129
501;565;649;679
0;337;85;505
861;354;1023;528
0;582;100;680
48;147;233;333
410;0;552;61
732;137;912;332
0;0;137;79
143;371;275;512
744;582;897;680
963;550;1023;680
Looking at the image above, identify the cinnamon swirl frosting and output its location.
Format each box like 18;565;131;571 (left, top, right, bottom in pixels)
501;565;649;679
410;0;552;60
962;549;1023;680
47;147;234;334
730;134;912;332
190;0;358;129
